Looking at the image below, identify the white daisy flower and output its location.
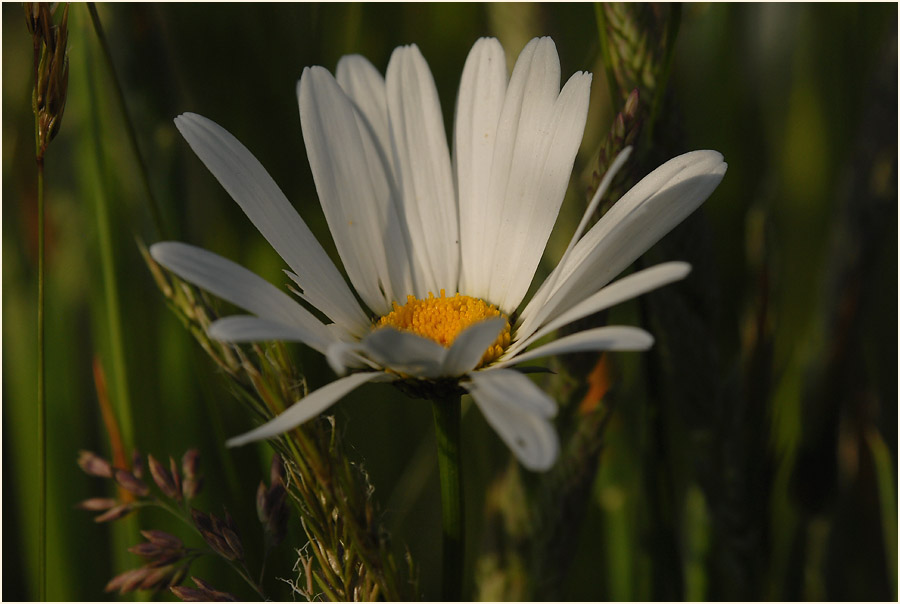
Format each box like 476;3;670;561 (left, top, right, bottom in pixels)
150;37;726;472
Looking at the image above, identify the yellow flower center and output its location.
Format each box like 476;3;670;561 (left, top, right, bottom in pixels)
376;290;511;368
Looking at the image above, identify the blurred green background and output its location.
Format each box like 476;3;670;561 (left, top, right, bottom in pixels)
3;3;896;601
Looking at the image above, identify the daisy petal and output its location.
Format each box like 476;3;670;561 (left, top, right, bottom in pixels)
564;151;726;288
455;37;508;298
564;147;633;263
386;44;459;295
516;147;632;337
174;113;369;335
524;151;726;331
325;340;375;376
511;262;691;353
441;317;507;376
208;315;324;347
299;67;413;316
479;37;593;313
492;67;593;312
466;369;559;471
226;372;387;447
360;327;447;378
150;242;333;352
335;54;392;164
481;37;557;310
499;325;653;368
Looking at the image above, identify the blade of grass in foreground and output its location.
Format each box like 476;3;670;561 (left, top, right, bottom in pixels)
87;2;168;240
25;3;70;597
81;3;135;485
35;111;47;604
866;429;897;600
71;4;141;586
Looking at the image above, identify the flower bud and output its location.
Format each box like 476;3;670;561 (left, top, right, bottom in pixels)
264;483;288;546
623;87;640;119
23;3;40;35
182;449;200;478
169;456;183;502
193;509;238;561
132;449;145;479
181;449;202;499
141;530;183;550
168;564;189;590
76;497;118;511
114;469;150;497
139;564;176;590
613;112;625;141
148;454;178;499
77;450;113;478
28;2;69;156
171;576;237;602
256;481;267;523
217;511;244;561
106;567;151;593
128;542;162;558
170;586;205;601
270;453;285;485
94;503;135;523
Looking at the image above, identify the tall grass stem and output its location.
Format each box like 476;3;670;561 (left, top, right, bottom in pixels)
83;17;136;461
36;151;46;602
86;3;168;240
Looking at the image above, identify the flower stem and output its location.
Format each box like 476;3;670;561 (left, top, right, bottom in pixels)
431;393;463;601
36;151;46;603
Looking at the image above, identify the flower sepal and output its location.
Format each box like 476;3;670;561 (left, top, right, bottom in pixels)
392;376;466;402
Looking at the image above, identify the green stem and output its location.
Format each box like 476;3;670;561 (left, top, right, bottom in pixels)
431;393;463;601
866;429;898;600
594;3;623;106
143;499;266;599
229;560;266;600
86;2;167;239
83;21;136;453
36;152;46;602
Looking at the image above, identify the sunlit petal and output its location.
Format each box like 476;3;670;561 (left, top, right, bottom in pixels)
386;44;459;295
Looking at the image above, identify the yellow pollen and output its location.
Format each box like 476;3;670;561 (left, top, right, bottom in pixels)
376;290;511;368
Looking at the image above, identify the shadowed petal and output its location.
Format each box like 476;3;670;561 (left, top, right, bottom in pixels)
174;113;369;335
440;317;507;376
360;327;447;378
299;67;413;315
208;316;327;348
510;262;690;354
517;147;633;337
150;242;333;353
325;340;376;376
521;150;726;334
336;54;393;170
226;372;388;447
499;325;654;368
466;369;558;471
